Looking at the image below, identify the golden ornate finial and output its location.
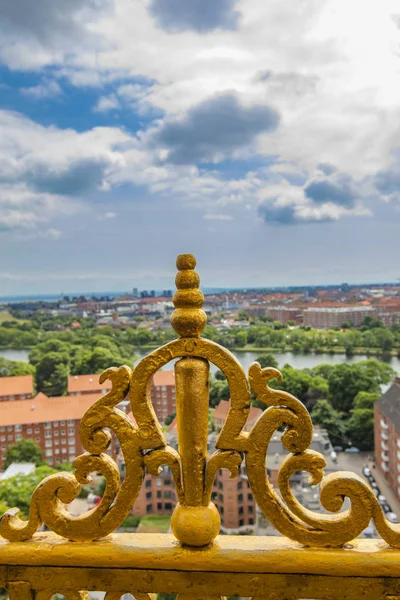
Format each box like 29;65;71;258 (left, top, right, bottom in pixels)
170;253;207;338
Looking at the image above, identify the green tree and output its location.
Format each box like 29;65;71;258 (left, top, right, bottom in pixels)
4;439;45;469
327;364;380;414
347;407;375;451
214;370;226;381
35;351;69;395
353;391;380;409
164;412;176;426
255;353;278;369
0;465;57;516
311;400;346;447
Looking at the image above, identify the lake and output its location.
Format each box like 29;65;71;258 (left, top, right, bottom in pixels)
2;347;400;376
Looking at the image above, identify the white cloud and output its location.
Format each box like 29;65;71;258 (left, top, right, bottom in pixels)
21;80;62;99
94;94;120;112
203;213;234;221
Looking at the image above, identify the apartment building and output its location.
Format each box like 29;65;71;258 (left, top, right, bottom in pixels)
265;306;303;324
375;378;400;499
0;392;116;469
151;370;176;422
0;375;34;402
303;306;375;329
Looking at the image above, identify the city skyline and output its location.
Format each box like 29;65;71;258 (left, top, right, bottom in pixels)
1;1;400;294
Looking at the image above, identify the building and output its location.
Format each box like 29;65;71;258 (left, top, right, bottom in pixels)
0;375;34;402
374;378;400;498
68;374;112;396
0;392;116;469
303;305;375;329
212;400;262;432
265;306;303;324
151;370;176;422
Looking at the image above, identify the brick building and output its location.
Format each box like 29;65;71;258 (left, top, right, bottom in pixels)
0;375;34;402
151;370;176;422
212;400;262;432
0;392;116;469
303;305;375;329
374;378;400;498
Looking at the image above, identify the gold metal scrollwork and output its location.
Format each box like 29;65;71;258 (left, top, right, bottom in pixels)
1;253;400;549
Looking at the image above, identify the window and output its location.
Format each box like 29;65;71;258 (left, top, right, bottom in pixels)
45;431;52;438
7;426;12;432
54;439;59;446
146;492;152;499
237;481;243;490
45;422;51;429
61;439;66;445
53;421;59;427
157;491;162;498
35;437;40;442
68;420;74;426
20;395;25;400
9;395;15;401
239;519;244;527
164;479;171;486
157;503;163;511
145;480;152;488
55;449;60;455
35;428;40;433
248;506;254;514
15;434;22;441
62;448;67;454
239;507;244;515
248;493;253;501
54;430;59;437
1;446;6;451
68;428;75;435
68;447;76;454
220;506;224;514
146;504;153;514
218;481;223;489
55;457;60;463
162;386;167;391
7;435;13;441
61;430;66;436
249;518;254;525
165;503;172;510
218;493;224;502
0;427;4;432
164;491;173;499
238;494;243;503
68;437;75;445
15;425;22;432
45;440;53;448
27;428;32;434
45;449;53;457
60;421;65;426
69;456;76;461
0;436;5;442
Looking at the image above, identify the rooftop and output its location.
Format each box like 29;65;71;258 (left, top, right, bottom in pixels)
67;373;112;394
0;374;33;397
0;391;100;426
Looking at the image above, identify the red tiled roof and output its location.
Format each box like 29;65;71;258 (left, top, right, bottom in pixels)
0;375;33;398
152;370;175;387
212;399;262;425
68;374;112;394
0;392;100;427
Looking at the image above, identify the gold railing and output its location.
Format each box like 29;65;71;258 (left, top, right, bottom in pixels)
1;253;400;599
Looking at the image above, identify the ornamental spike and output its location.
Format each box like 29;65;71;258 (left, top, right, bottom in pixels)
170;253;207;338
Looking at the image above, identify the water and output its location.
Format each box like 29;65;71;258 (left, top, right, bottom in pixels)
2;347;400;375
0;348;30;362
134;349;400;375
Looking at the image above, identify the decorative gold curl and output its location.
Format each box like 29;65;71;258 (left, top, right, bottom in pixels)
241;362;400;548
0;364;166;542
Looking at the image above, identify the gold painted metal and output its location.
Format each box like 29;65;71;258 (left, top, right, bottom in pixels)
1;251;400;577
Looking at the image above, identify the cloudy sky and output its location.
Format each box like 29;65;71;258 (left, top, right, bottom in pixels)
1;0;400;295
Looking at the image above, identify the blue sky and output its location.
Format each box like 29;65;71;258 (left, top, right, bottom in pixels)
1;0;400;294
